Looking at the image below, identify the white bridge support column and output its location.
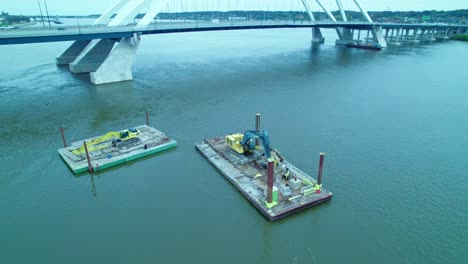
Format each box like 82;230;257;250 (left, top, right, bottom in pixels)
93;0;128;26
136;0;163;29
69;39;117;73
301;0;326;44
313;0;344;40
55;0;154;85
108;0;148;27
90;34;140;85
336;0;347;21
311;27;325;43
412;28;420;43
56;40;92;65
334;0;351;44
300;0;316;22
372;26;387;48
352;0;373;23
334;0;386;48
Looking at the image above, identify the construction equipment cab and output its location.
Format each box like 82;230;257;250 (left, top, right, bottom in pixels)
226;130;272;159
112;128;140;147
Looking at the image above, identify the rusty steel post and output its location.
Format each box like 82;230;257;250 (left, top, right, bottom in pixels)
317;152;325;185
60;127;67;147
146;111;149;126
255;113;261;147
83;141;93;172
267;159;274;203
255;113;261;130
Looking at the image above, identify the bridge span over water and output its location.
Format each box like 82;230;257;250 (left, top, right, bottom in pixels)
2;0;467;85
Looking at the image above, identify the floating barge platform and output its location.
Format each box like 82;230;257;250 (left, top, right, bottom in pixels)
196;137;332;221
59;125;176;174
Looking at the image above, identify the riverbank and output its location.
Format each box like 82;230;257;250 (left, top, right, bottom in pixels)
450;34;468;41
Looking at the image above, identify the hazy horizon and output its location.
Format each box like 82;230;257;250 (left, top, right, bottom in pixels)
2;0;467;16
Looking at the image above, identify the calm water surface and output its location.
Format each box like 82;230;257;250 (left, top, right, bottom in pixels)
0;29;467;264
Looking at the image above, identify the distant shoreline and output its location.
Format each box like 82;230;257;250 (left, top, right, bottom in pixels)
19;9;468;24
450;34;468;41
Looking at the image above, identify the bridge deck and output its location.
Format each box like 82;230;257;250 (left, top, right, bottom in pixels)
2;20;466;45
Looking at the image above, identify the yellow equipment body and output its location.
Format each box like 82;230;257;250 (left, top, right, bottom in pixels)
225;133;245;154
72;128;139;155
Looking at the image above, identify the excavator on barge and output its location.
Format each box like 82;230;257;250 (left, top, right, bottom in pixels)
225;130;291;175
72;128;140;155
226;130;272;157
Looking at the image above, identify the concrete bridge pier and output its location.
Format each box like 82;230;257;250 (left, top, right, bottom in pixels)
435;28;450;41
356;29;361;44
388;28;402;46
391;29;396;42
428;29;436;41
420;29;427;42
404;28;410;42
90;34;140;85
311;27;325;44
384;28;389;40
335;26;386;48
56;40;92;65
58;33;140;85
69;39;118;73
409;28;420;43
335;27;353;46
385;28;395;42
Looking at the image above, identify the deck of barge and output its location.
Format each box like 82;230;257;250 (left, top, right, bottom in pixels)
58;125;176;174
196;137;332;221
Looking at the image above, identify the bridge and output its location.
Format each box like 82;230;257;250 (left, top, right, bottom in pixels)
1;0;467;85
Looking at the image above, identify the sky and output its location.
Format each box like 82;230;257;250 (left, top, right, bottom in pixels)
1;0;467;16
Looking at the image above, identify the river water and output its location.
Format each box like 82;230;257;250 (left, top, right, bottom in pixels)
0;29;467;264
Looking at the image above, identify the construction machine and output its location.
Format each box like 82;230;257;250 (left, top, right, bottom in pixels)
72;128;140;155
111;128;140;147
226;130;272;159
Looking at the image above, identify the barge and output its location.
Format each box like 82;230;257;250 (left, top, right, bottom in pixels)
58;125;176;173
195;115;332;221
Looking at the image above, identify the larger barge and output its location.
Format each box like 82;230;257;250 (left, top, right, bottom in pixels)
195;116;332;221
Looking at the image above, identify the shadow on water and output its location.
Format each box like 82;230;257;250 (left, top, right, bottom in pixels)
262;220;274;262
55;64;93;84
381;40;450;56
307;43;381;71
84;81;140;130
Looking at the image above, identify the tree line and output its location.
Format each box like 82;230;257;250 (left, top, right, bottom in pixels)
0;11;30;25
152;9;467;24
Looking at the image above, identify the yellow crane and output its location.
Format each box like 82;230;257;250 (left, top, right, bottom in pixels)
72;128;139;155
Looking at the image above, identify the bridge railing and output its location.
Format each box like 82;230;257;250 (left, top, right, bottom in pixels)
2;20;466;39
0;19;318;37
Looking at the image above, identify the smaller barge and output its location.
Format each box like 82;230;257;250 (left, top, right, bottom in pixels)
195;114;332;221
59;125;176;174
